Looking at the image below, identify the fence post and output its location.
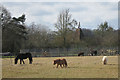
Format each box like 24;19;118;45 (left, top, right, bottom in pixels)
58;48;60;57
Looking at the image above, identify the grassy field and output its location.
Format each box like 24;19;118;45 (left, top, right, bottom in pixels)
2;56;118;78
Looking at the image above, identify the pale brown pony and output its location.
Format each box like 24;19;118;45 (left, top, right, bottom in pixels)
53;58;67;68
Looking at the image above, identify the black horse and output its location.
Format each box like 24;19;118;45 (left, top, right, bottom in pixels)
90;50;97;56
15;53;33;64
78;52;84;56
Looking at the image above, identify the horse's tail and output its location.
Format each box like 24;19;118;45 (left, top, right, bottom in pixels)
29;55;33;61
26;53;33;64
63;59;67;67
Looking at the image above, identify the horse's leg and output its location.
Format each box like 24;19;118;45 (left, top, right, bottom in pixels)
63;64;64;67
22;60;25;64
60;64;63;68
56;64;59;68
29;59;32;64
20;59;22;64
92;53;93;56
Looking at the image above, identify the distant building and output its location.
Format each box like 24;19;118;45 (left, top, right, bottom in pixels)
75;22;84;40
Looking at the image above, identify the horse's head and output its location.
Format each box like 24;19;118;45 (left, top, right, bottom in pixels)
15;57;18;64
53;60;57;65
53;59;60;65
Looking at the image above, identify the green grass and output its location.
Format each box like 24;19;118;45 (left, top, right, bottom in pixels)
2;56;118;78
2;56;15;58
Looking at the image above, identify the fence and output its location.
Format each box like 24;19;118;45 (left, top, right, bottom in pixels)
19;47;119;57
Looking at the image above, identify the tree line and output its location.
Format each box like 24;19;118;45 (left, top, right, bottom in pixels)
1;5;118;54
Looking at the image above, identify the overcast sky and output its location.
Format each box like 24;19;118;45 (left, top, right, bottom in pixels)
1;2;118;30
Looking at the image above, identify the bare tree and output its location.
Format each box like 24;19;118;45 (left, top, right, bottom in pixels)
55;9;77;47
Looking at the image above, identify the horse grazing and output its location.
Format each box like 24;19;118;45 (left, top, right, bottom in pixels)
15;53;33;64
90;50;97;56
53;58;67;68
78;52;84;56
102;56;108;65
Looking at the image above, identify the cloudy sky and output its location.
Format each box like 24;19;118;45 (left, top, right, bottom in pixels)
1;2;118;30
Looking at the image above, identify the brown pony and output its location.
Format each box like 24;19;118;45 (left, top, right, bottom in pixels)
53;58;67;68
